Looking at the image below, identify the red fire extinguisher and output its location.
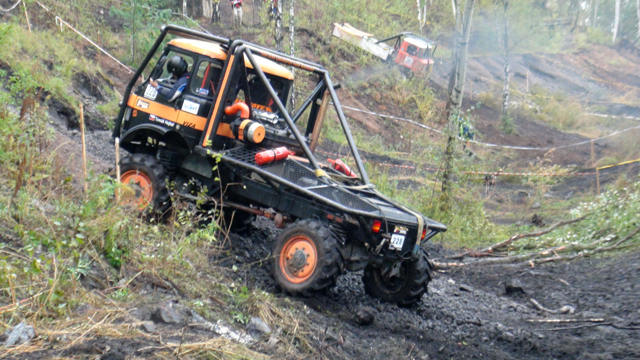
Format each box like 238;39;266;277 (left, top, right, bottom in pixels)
328;158;357;178
255;147;295;165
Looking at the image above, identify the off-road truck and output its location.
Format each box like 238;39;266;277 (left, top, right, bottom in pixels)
112;25;447;305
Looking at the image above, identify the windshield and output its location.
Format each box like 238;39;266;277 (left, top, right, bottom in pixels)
246;70;292;113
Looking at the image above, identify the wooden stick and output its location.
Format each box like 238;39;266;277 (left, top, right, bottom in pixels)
590;140;595;167
527;318;604;323
23;1;31;33
596;167;600;195
537;323;610;331
115;137;121;202
80;103;87;194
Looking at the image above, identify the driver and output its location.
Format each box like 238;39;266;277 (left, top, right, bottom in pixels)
149;56;189;102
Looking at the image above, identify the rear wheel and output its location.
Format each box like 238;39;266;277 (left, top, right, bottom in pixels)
362;251;432;306
272;219;341;296
119;154;171;218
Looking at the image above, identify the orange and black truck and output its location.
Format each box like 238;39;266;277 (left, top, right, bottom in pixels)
112;25;446;306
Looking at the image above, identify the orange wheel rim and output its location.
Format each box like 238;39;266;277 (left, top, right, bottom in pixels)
120;170;153;210
279;235;318;284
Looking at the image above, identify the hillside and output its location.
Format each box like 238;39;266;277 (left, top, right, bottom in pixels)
0;0;639;359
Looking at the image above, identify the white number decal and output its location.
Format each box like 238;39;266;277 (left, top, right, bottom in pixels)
144;85;158;100
390;234;405;250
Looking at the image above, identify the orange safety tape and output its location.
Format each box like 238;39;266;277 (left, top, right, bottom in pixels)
596;158;640;171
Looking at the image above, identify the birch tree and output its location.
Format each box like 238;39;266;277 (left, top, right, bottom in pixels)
417;0;428;35
612;0;620;43
497;0;511;132
636;0;640;37
441;0;476;209
289;0;295;111
275;0;284;52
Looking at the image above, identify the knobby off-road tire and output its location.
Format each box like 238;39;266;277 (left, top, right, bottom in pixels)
272;219;341;296
119;154;171;218
362;250;432;306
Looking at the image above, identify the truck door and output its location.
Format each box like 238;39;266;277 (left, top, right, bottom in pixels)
176;59;224;145
134;51;196;124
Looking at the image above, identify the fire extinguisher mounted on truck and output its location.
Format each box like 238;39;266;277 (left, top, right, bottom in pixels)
112;25;446;306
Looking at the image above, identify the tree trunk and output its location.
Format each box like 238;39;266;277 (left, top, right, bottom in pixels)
289;0;295;111
500;1;509;127
275;0;284;52
183;0;187;16
612;0;620;43
441;0;476;209
131;0;135;63
636;0;640;38
203;0;212;19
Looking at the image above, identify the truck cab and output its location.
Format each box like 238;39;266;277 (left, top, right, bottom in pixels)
393;36;435;76
120;38;294;154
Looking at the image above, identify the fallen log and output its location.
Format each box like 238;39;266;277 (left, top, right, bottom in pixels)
448;216;588;260
432;225;640;270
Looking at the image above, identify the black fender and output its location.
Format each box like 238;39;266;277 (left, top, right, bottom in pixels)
120;124;191;155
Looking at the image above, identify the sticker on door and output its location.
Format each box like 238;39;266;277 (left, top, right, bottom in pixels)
181;100;200;115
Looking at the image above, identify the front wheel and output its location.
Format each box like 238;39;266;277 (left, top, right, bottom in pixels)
362;251;432;306
119;154;171;218
272;219;341;296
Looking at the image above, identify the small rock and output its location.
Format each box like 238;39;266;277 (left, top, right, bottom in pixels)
505;278;526;295
151;301;187;325
355;308;375;326
246;317;271;339
531;202;541;209
140;321;156;333
2;322;36;347
459;284;473;292
71;129;79;136
447;279;456;285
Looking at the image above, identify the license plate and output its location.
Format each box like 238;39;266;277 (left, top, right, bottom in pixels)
390;234;405;250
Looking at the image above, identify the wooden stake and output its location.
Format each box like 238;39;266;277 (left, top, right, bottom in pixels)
115;137;121;202
590;140;595;166
23;1;31;33
80;104;87;194
596;167;600;195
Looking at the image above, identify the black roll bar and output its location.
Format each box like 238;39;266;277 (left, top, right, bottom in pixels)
243;47;323;173
323;74;370;184
292;81;325;124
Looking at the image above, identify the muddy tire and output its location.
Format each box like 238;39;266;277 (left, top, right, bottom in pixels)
119;154;171;218
272;219;341;296
362;251;432;306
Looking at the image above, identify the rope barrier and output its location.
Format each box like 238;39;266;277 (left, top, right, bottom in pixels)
32;1;134;74
339;103;640;151
316;150;596;177
0;0;21;12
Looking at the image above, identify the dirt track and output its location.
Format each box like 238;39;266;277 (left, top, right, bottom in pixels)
209;219;639;360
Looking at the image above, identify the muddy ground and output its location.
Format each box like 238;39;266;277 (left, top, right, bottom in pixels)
10;218;639;360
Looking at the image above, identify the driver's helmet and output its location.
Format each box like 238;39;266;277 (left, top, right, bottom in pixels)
167;56;188;78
